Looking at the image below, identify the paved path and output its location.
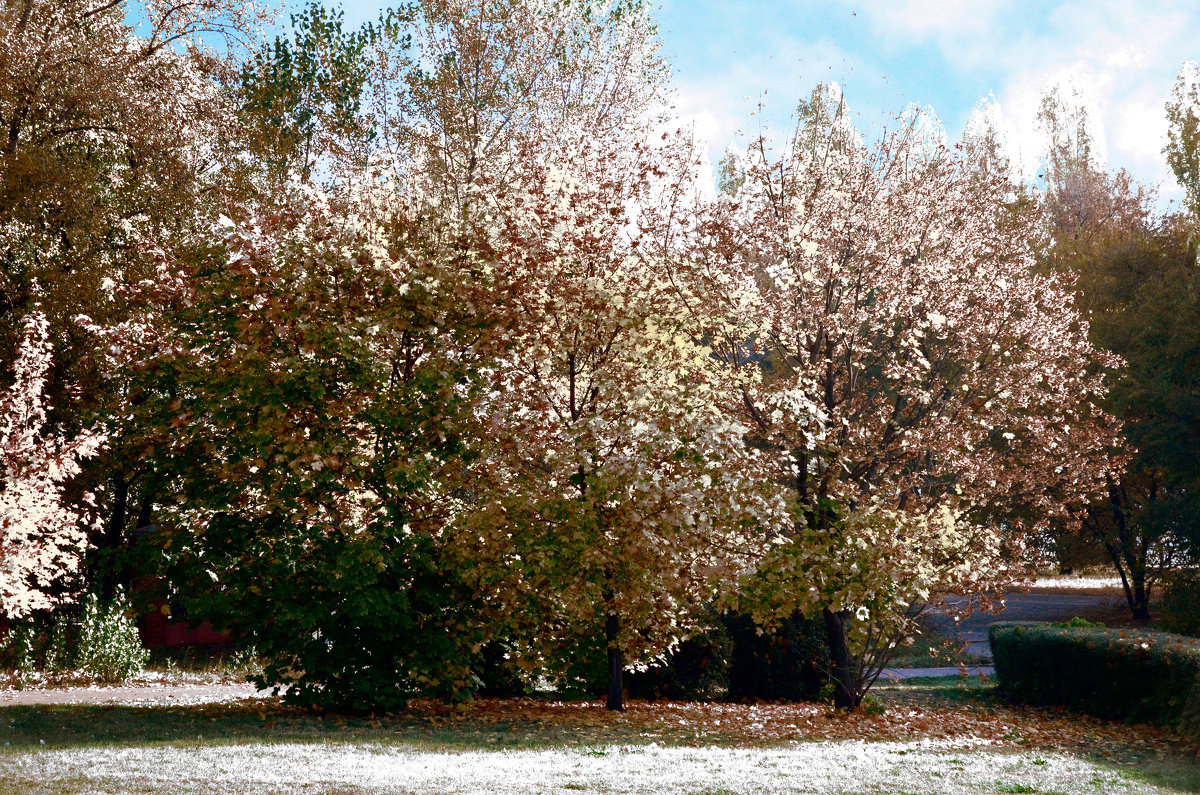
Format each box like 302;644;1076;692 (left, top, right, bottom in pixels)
878;665;995;680
879;592;1127;680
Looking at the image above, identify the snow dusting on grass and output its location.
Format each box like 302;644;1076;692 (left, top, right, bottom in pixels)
1031;574;1124;590
0;739;1169;794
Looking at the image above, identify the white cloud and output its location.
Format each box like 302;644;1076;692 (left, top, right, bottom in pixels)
668;30;895;169
859;0;1197;202
857;0;1009;42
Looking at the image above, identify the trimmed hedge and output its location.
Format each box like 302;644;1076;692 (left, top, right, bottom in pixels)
1159;569;1200;637
989;621;1200;739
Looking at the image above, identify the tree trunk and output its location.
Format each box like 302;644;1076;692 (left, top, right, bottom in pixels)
822;607;858;709
605;611;625;711
123;492;154;593
1104;474;1149;621
100;475;128;600
1131;577;1151;620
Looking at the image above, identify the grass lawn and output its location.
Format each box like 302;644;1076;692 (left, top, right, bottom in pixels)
885;633;990;668
0;677;1196;794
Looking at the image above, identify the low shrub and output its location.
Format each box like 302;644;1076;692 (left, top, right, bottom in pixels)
493;609;828;703
989;621;1200;739
623;611;829;702
626;619;733;701
0;589;150;685
72;589;151;683
472;641;531;698
168;520;487;714
0;619;39;684
528;613;735;701
528;624;611;699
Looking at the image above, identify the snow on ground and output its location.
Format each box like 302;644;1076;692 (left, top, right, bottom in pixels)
1031;574;1123;590
0;739;1163;794
0;681;262;707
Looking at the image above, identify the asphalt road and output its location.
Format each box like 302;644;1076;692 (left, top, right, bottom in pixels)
925;592;1127;659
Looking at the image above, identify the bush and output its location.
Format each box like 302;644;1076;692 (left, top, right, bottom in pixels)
473;641;533;698
1159;569;1200;637
538;610;828;703
0;619;39;683
989;621;1200;739
73;589;150;683
625;618;733;701
540;626;612;699
170;520;486;714
475;608;828;704
724;611;829;702
490;611;735;701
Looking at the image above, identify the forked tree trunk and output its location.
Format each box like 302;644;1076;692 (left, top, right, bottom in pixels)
822;606;858;710
605;611;625;711
1103;474;1153;621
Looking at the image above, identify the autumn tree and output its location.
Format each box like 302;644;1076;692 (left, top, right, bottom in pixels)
0;308;104;617
111;0;763;713
1165;62;1200;219
1036;86;1151;266
1073;219;1200;614
234;1;383;189
119;177;508;711
359;0;784;711
110;1;503;702
464;129;783;711
681;85;1118;708
0;0;272;601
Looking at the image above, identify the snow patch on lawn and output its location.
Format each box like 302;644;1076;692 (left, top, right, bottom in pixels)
0;740;1158;794
1032;574;1123;590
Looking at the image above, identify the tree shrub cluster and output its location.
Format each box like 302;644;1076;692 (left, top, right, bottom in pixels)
3;0;1175;714
1037;83;1200;617
989;621;1200;740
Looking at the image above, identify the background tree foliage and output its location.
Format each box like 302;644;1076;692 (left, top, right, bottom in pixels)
0;0;271;605
1037;84;1200;619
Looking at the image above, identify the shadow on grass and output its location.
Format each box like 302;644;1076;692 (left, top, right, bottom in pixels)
4;676;1198;793
0;677;1006;754
0;698;680;754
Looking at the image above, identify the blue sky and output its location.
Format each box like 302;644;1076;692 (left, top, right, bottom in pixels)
332;0;1200;206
